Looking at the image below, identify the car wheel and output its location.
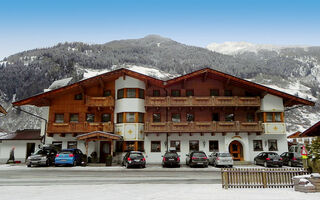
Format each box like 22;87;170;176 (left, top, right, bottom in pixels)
27;164;31;167
204;164;208;168
73;160;77;167
142;165;146;168
46;160;50;167
288;161;292;167
213;161;217;167
264;162;268;168
125;162;129;168
162;164;165;168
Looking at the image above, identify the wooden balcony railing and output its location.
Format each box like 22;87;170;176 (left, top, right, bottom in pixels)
144;121;263;133
145;96;260;107
47;122;114;134
86;96;114;107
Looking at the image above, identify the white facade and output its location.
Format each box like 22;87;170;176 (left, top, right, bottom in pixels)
0;140;41;163
261;94;284;112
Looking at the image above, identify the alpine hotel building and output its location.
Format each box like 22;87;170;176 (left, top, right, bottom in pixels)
13;68;314;163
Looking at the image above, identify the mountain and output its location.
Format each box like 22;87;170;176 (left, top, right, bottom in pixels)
0;36;319;134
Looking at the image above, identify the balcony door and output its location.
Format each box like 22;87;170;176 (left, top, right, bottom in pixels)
229;140;243;161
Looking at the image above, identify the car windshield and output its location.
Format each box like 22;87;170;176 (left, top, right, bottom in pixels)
165;153;178;157
129;153;143;159
34;149;48;155
217;153;231;157
267;153;279;158
60;150;73;154
193;152;206;157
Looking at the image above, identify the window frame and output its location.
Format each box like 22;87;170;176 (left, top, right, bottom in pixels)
86;113;95;123
212;113;220;121
117;89;124;99
210;89;219;96
151;141;161;152
69;113;79;123
54;113;64;123
171;113;181;123
101;113;111;123
186;89;194;97
103;90;112;97
171;89;181;97
189;140;199;152
153;90;160;97
67;141;77;149
253;140;263;151
153;113;161;122
209;140;219;152
186;113;195;122
268;139;278;151
74;93;83;100
126;88;137;98
125;112;135;123
170;140;181;152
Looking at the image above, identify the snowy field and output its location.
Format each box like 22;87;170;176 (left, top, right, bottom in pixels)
0;184;319;200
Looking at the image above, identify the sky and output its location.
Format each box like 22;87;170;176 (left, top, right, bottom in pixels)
1;0;320;59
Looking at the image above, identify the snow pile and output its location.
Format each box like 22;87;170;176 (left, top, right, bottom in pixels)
48;77;73;90
206;41;308;55
82;68;110;80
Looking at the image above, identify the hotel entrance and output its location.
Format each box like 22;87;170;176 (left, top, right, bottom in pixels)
229;140;244;161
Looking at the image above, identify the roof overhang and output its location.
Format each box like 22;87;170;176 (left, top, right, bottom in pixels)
300;121;320;137
76;131;123;141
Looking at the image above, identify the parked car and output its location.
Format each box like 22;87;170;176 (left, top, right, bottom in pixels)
26;145;57;167
254;152;283;167
280;152;303;167
55;149;87;167
186;151;208;168
209;152;233;167
122;151;146;168
162;152;180;168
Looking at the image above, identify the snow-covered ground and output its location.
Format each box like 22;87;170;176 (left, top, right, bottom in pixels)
0;184;319;200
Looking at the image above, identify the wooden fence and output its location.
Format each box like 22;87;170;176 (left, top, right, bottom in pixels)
221;168;308;189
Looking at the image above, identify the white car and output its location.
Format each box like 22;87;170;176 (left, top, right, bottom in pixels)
209;152;233;167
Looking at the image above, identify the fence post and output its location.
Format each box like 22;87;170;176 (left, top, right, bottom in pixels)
224;169;229;189
262;169;267;188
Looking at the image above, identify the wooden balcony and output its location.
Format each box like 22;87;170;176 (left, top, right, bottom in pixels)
86;96;114;107
144;121;262;133
145;96;260;107
47;122;114;134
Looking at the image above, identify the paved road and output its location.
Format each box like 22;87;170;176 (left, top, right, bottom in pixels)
0;165;222;186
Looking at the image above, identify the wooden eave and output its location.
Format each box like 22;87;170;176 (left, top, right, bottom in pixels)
300;121;320;137
165;68;315;107
12;68;163;107
76;131;122;141
287;131;302;139
0;105;7;114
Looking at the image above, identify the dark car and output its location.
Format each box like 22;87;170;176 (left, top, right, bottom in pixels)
55;149;87;166
254;152;283;167
162;152;180;168
26;145;57;167
122;151;146;168
280;152;302;167
186;151;208;168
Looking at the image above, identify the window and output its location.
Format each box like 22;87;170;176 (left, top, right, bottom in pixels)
153;90;160;97
74;93;83;100
153;113;161;122
70;114;79;122
52;141;62;151
101;113;111;122
138;113;144;123
55;114;64;123
170;141;181;152
224;90;232;96
186;113;194;122
209;141;219;152
275;113;281;122
117;89;124;99
189;140;199;151
225;113;234;122
210;89;219;96
126;112;135;123
138;141;144;152
172;113;181;122
247;113;255;122
117;113;123;123
171;89;181;97
127;88;136;98
266;113;273;122
126;141;135;151
151;141;161;152
86;113;95;122
212;113;220;121
186;89;194;97
103;90;111;97
268;139;278;151
253;140;263;151
138;89;145;99
67;141;77;149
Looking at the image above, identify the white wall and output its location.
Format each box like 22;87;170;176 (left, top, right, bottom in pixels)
0;140;41;163
260;94;284;112
115;99;145;114
115;76;145;94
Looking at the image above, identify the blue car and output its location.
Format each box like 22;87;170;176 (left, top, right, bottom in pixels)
55;149;87;166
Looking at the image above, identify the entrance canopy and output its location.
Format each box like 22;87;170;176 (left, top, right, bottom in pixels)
76;131;122;141
76;131;122;156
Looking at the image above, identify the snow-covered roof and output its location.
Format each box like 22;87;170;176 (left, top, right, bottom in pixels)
48;77;73;90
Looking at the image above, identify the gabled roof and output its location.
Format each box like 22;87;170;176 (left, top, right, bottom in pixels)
287;131;302;138
12;67;315;107
300;121;320;137
76;131;122;141
0;129;41;140
166;68;314;107
0;104;7;114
